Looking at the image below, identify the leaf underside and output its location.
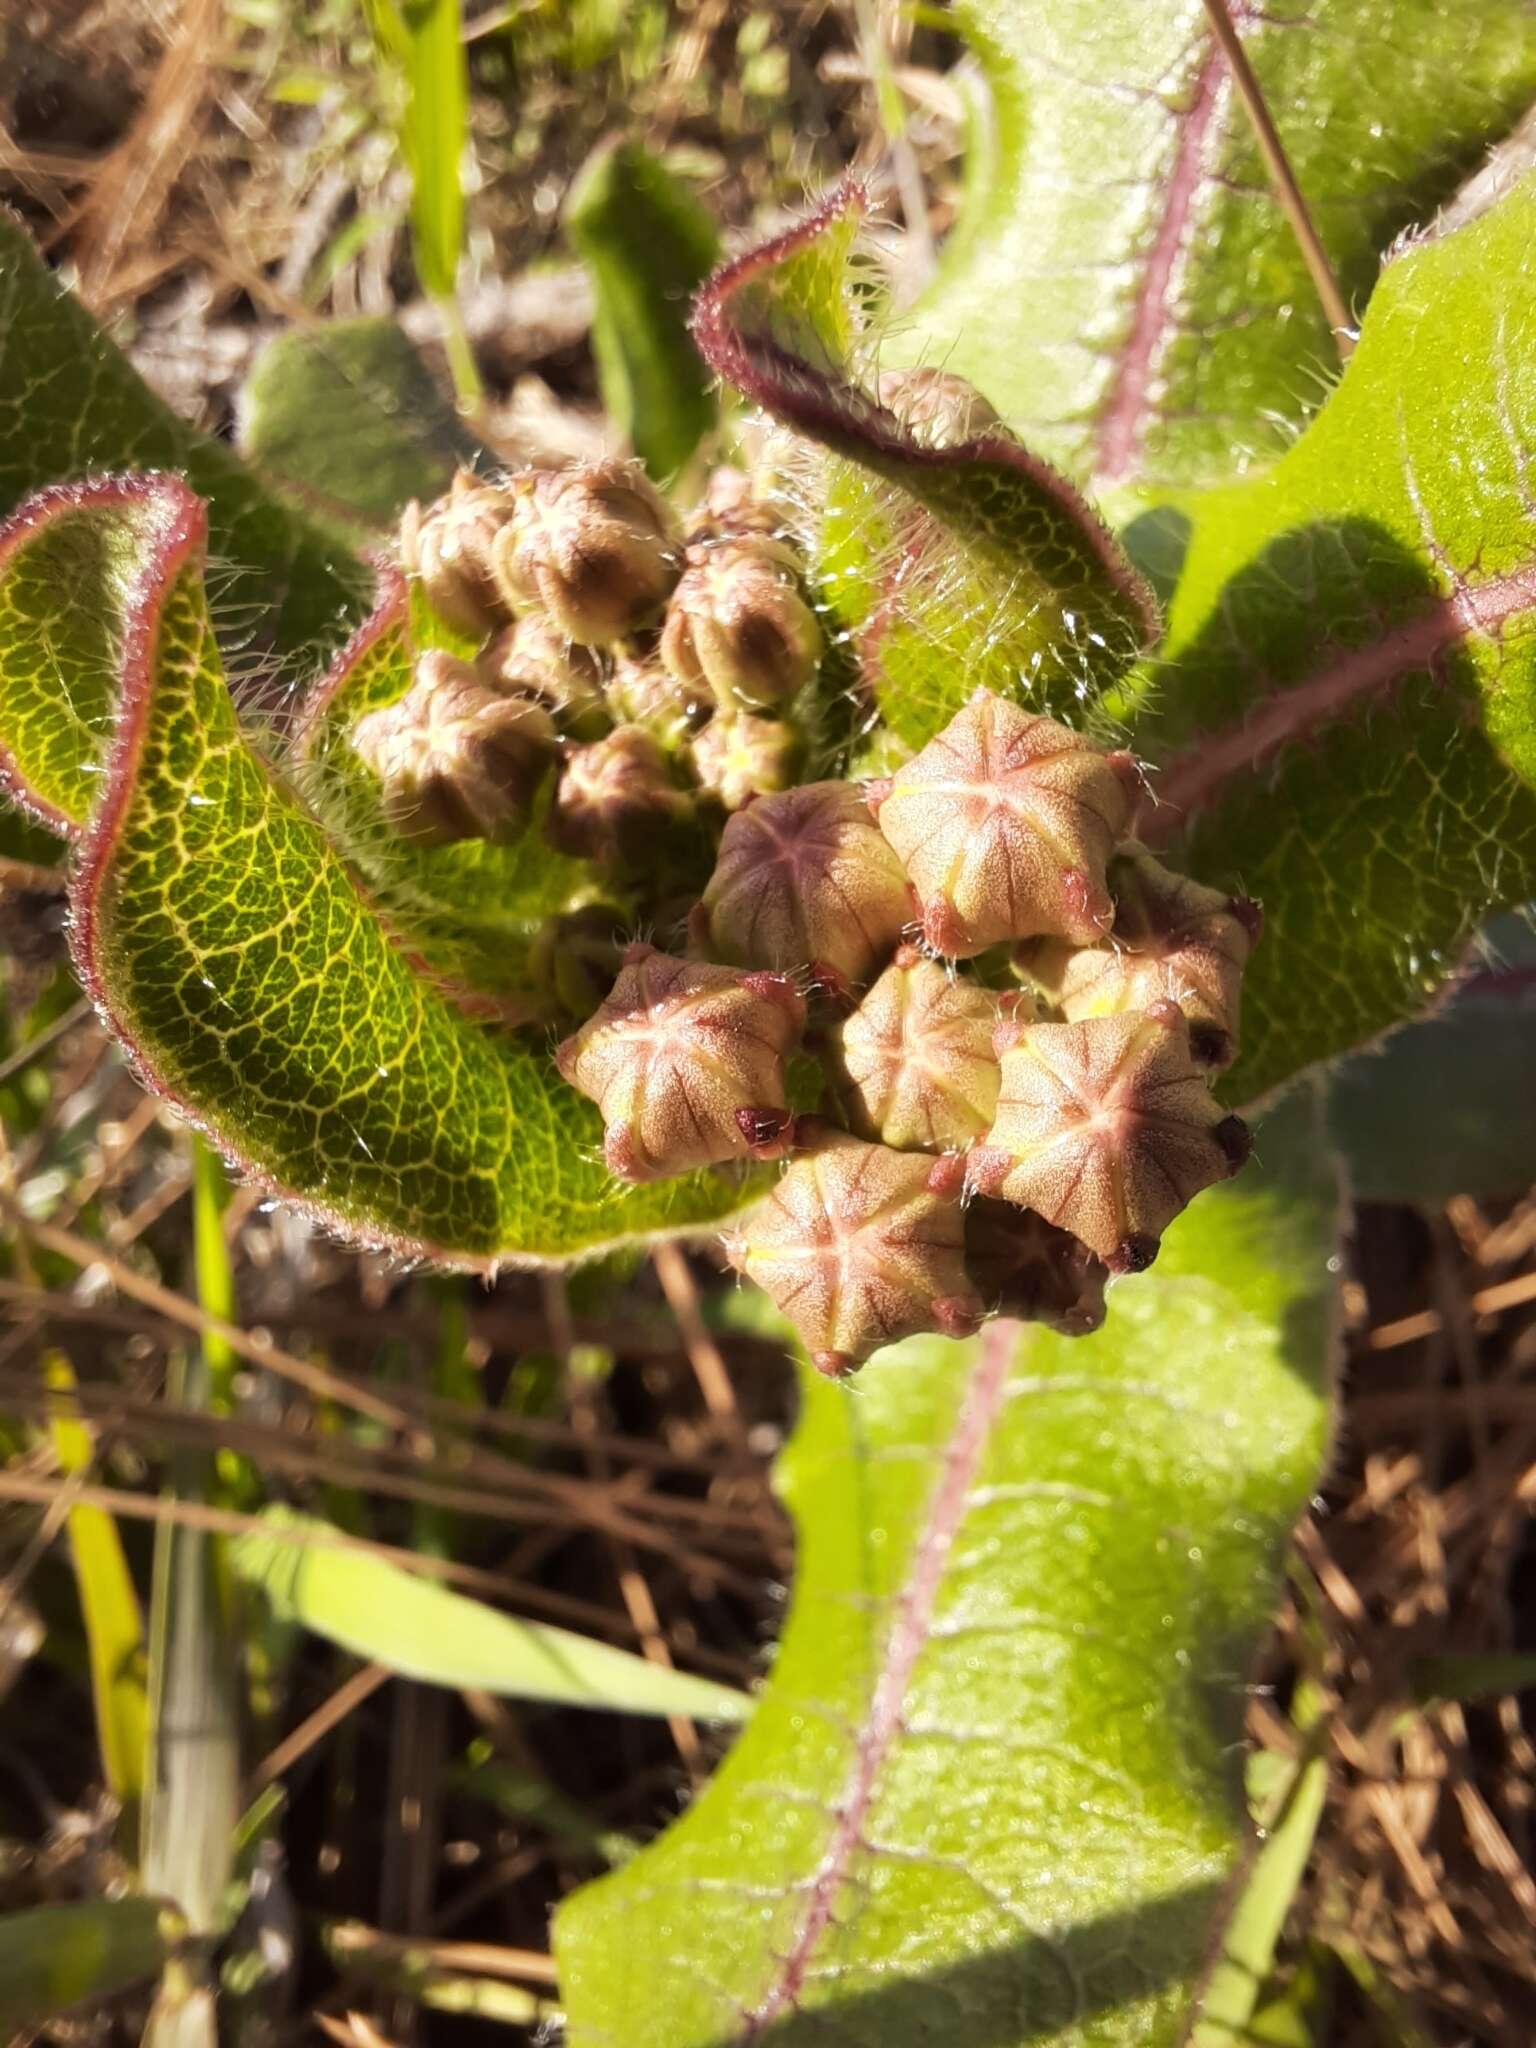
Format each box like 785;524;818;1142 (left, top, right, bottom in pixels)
896;0;1536;491
0;472;755;1262
556;1091;1339;2047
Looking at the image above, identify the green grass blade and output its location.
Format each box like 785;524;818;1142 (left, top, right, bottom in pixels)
43;1350;148;1823
0;1898;179;2029
229;1505;752;1722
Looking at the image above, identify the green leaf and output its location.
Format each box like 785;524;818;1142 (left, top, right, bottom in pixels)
0;212;368;663
896;0;1536;490
367;0;468;304
53;474;758;1259
295;569;598;1003
0;1898;179;2029
44;1350;149;1821
565;136;720;481
556;1091;1340;2045
1326;915;1536;1201
231;1506;752;1722
1122;181;1536;1108
239;316;484;534
692;188;1160;746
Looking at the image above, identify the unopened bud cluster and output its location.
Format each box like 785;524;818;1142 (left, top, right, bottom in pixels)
373;461;825;853
382;421;1260;1378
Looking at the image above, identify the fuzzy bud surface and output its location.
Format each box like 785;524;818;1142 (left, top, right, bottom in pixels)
1020;848;1261;1069
482;618;609;741
550;725;693;866
967;1003;1250;1271
725;1125;983;1376
831;945;1007;1153
660;534;822;715
493;460;681;645
872;687;1135;958
963;1199;1107;1337
698;780;915;992
397;472;514;639
691;714;803;811
876;367;1004;447
555;944;805;1182
351;652;555;846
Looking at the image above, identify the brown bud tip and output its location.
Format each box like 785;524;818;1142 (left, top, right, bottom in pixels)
492;459;680;645
1108;1233;1161;1276
482;617;609;740
1025;848;1262;1071
1214;1113;1252;1170
932;1294;985;1340
812;1349;859;1380
830;953;1003;1153
876;689;1133;957
974;1009;1249;1265
559;950;806;1182
397;476;514;639
660;533;822;715
351;652;556;846
699;781;915;990
1230;895;1265;945
731;1129;981;1372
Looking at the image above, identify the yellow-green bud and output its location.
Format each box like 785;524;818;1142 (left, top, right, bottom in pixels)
482;618;609;741
605;652;710;750
829;946;1013;1154
690;714;803;812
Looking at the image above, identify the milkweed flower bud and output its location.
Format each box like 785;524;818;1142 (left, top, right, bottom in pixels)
660;534;823;715
550;725;694;865
829;945;1010;1153
492;459;681;645
555;944;805;1182
724;1124;983;1377
605;652;710;750
967;1002;1250;1272
397;471;514;640
1019;848;1262;1069
697;780;915;994
351;651;555;846
482;618;609;741
876;367;1003;447
870;687;1137;958
963;1200;1107;1337
530;901;629;1018
691;714;803;812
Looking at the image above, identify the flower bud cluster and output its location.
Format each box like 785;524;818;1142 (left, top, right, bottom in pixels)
374;462;827;865
553;680;1261;1375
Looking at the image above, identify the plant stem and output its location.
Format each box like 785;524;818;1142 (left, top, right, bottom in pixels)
436;291;484;417
1200;0;1355;359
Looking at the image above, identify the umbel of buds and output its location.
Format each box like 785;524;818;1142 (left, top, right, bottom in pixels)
385;436;1263;1376
351;652;554;846
556;944;805;1182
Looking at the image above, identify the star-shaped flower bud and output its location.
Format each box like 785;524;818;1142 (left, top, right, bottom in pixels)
482;617;609;741
967;1002;1251;1273
725;1125;983;1377
492;460;681;646
963;1199;1107;1337
1019;848;1262;1069
870;687;1138;958
398;471;514;639
550;725;694;866
691;714;803;812
351;652;555;846
876;367;1003;447
555;944;805;1183
660;533;823;716
696;780;915;995
829;946;1014;1154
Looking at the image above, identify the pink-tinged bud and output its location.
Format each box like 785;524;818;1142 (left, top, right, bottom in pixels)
605;652;711;750
724;1125;983;1376
491;459;681;645
555;944;805;1182
691;714;803;811
876;367;1003;447
482;618;609;741
692;465;784;539
351;651;555;846
872;687;1136;958
698;780;915;993
549;725;694;866
829;945;1006;1153
1020;848;1261;1069
966;1003;1250;1272
659;534;822;715
397;472;514;639
963;1200;1107;1337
